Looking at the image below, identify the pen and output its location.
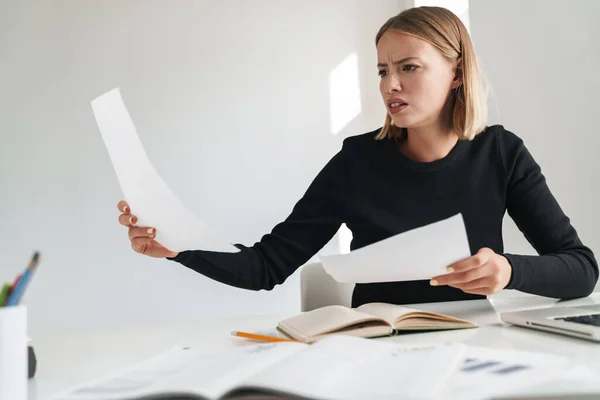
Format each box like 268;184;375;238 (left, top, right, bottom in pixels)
5;251;41;307
230;331;302;343
10;273;22;291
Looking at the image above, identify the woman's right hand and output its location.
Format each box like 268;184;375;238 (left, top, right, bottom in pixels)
117;200;179;259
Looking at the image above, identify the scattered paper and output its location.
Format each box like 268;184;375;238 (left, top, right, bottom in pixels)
320;213;471;283
91;88;238;253
46;336;600;400
45;337;466;400
242;336;466;400
445;345;580;400
45;343;308;400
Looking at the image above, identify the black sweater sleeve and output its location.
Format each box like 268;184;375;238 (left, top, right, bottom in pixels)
167;142;350;290
499;129;598;298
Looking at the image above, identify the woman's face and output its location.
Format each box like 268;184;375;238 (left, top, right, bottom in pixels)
377;30;461;130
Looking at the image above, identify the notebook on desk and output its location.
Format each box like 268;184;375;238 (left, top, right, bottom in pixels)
277;302;478;343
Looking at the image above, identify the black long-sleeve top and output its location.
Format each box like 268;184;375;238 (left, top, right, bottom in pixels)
168;125;598;307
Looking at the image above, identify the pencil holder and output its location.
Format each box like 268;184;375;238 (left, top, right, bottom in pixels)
0;305;27;400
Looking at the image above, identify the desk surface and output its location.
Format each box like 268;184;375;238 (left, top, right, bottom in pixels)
29;294;600;400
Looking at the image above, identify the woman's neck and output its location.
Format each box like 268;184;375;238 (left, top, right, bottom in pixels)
399;126;458;162
398;99;458;162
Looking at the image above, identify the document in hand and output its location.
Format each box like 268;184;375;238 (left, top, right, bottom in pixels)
277;302;477;343
320;213;471;283
90;88;238;253
46;336;466;400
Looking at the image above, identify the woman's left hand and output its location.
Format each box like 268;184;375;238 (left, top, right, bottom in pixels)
430;248;512;295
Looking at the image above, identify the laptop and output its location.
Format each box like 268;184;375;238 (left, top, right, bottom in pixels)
500;304;600;342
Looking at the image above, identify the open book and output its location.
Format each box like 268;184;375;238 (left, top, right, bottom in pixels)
278;302;477;343
47;336;466;400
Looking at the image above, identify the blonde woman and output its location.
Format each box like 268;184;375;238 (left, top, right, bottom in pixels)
116;6;597;307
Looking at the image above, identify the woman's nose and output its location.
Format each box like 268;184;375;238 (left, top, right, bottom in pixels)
384;74;401;93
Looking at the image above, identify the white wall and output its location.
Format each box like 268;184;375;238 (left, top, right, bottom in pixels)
4;0;598;336
0;0;410;335
469;0;600;294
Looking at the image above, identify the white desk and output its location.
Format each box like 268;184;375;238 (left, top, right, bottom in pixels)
29;294;600;400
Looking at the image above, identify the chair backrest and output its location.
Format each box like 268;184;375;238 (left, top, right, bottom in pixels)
300;262;355;312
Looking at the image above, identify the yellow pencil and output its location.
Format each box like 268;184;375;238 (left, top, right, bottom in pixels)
230;331;301;343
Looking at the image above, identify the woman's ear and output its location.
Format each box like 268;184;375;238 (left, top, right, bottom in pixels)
451;57;463;89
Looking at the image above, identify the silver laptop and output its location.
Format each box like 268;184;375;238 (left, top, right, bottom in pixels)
500;304;600;342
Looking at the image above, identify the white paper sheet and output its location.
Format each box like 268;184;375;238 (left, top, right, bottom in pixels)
91;88;238;253
45;343;308;400
319;214;471;283
320;213;471;283
445;345;580;400
244;336;466;400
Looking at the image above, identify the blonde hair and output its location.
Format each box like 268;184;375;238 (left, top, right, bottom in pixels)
375;6;488;141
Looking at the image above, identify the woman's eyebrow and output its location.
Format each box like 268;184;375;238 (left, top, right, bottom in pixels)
377;56;421;68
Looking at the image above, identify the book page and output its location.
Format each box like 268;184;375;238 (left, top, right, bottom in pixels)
320;213;470;283
278;305;391;342
90;88;238;253
231;335;467;400
356;302;418;324
47;343;307;400
357;303;475;330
